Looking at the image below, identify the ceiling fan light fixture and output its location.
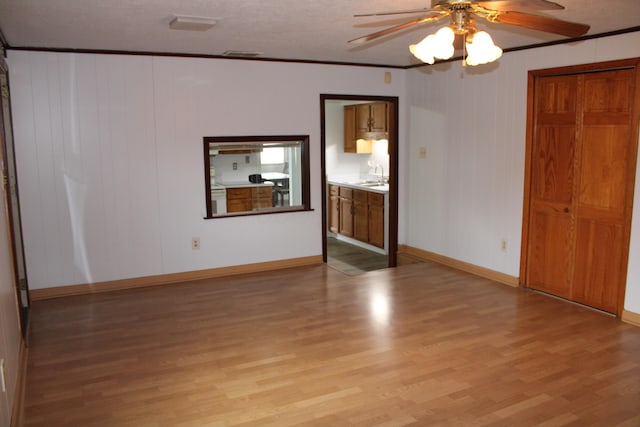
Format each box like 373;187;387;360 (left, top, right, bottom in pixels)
410;26;455;64
465;30;502;66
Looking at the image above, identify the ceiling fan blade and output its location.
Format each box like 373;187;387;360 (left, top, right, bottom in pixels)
476;0;564;11
348;13;449;44
492;11;590;37
355;8;436;18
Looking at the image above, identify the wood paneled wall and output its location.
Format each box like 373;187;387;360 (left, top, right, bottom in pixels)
6;52;405;290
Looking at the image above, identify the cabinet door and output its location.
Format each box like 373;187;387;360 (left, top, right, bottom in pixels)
329;195;340;233
353;189;369;242
368;192;385;248
343;105;357;153
369;102;388;133
329;185;340;233
252;186;273;209
356;104;371;134
339;187;353;237
227;188;252;213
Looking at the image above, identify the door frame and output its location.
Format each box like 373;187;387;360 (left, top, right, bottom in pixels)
519;57;640;316
320;94;399;267
0;58;31;334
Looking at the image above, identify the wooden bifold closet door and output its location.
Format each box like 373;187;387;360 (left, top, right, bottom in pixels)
523;60;640;315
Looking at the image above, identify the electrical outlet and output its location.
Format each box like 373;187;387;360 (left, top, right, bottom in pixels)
233;162;238;170
245;155;250;164
500;239;507;253
192;237;200;250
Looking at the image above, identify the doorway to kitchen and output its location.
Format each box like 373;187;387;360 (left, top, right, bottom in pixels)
0;59;30;335
320;94;399;274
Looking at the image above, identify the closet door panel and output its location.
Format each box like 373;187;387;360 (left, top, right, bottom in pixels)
572;219;623;313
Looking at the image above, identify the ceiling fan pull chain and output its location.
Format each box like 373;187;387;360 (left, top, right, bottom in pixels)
462;32;467;67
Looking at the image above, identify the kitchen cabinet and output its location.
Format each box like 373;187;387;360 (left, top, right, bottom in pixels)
227;188;253;213
343;102;388;153
226;186;273;213
353;189;369;242
329;185;340;233
356;102;387;135
368;192;384;248
339;187;354;237
343;105;358;153
329;184;385;248
252;186;272;209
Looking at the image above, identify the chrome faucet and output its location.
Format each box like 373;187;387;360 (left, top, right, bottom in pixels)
375;164;384;185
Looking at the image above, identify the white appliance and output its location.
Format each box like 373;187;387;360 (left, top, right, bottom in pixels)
211;185;227;214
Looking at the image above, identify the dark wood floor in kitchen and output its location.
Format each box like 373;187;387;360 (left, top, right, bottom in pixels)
23;261;640;426
327;236;388;274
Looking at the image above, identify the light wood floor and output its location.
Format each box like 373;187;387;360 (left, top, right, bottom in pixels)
24;261;640;426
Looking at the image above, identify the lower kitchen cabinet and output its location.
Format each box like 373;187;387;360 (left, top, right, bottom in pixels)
329;185;340;233
368;192;384;248
252;186;273;209
353;189;369;242
227;188;252;213
329;184;384;248
227;186;273;213
339;187;354;237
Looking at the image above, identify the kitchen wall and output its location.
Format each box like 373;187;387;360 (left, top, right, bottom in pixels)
325;100;390;183
405;31;640;314
6;51;405;289
211;152;263;184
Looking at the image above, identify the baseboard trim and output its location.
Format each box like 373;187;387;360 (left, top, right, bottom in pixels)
29;255;323;300
11;338;28;427
622;309;640;327
398;245;519;287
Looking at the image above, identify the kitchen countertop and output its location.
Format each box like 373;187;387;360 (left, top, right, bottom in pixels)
328;180;389;194
216;181;274;189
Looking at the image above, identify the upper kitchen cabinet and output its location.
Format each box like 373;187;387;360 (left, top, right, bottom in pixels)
357;102;388;136
343;102;389;153
343;105;358;153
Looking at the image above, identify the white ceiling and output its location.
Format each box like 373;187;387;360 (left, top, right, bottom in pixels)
0;0;639;67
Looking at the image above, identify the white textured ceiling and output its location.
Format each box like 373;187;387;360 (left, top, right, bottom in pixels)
0;0;638;67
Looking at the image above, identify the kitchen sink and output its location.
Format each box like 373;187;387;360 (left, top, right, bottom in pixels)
358;182;385;187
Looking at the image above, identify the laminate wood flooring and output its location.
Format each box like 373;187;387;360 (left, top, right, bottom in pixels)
23;262;640;426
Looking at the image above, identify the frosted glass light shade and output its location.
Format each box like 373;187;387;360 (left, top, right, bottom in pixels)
409;27;455;64
465;31;502;66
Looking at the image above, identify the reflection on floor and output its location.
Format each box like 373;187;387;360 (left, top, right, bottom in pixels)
327;237;388;275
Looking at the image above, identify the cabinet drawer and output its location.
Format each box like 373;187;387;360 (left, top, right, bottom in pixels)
227;188;252;200
252;186;272;198
368;192;384;206
339;187;353;199
353;189;367;203
329;185;339;196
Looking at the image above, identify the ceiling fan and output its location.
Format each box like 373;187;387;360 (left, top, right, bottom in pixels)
349;0;590;65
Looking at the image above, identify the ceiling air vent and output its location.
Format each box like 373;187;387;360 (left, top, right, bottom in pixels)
222;50;263;58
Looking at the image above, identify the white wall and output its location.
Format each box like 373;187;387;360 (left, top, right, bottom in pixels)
405;31;640;313
7;51;405;289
